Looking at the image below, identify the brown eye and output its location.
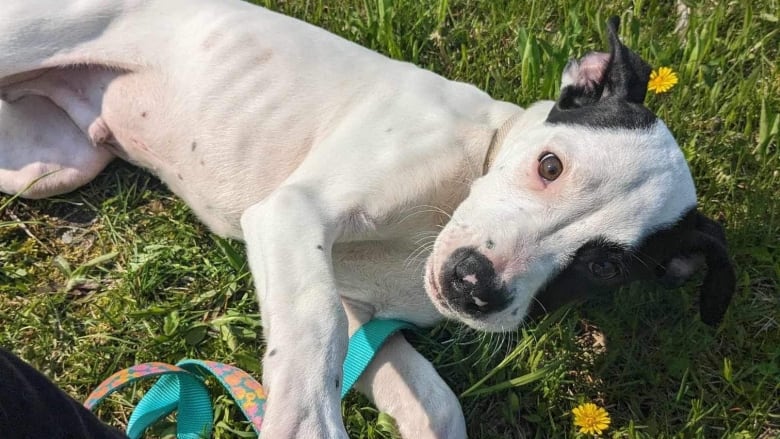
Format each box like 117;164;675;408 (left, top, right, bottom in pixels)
538;153;563;181
588;261;620;279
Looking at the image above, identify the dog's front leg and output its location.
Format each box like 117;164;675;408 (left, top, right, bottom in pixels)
241;186;349;439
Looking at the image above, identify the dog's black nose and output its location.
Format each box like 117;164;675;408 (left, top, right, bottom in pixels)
441;247;511;315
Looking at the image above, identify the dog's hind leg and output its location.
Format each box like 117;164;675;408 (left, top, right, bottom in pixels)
0;96;114;199
0;0;129;79
0;0;129;199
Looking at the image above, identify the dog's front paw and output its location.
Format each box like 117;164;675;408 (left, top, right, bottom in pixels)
259;355;348;439
259;398;349;439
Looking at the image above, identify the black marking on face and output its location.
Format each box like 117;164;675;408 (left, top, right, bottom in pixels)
191;141;197;151
177;173;183;180
316;245;324;251
141;111;147;118
529;208;735;326
546;17;657;129
486;239;495;249
334;378;340;389
267;349;277;357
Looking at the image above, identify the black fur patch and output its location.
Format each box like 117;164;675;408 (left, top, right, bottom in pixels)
530;207;735;326
547;98;656;129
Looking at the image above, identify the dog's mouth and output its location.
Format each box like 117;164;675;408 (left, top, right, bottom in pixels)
424;263;464;324
424;258;444;304
424;256;462;319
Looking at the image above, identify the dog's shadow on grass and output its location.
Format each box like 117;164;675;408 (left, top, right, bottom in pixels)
0;162;180;295
1;161;173;244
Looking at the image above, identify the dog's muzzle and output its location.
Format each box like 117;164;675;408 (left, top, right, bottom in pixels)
440;247;512;316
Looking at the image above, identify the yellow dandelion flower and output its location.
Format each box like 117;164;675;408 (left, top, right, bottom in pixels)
648;66;679;94
572;402;611;435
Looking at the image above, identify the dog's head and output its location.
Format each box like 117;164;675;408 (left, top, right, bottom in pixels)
424;17;735;331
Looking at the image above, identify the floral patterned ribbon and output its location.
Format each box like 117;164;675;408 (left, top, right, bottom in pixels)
84;359;265;438
84;319;413;438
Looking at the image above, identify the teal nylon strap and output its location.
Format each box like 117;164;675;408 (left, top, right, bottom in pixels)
85;318;414;437
84;362;214;439
127;371;212;439
341;319;414;398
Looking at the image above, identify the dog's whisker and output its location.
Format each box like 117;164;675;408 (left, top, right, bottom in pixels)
631;249;662;269
403;242;436;270
493;332;507;359
411;233;438;246
394;204;454;226
404;241;433;263
531;296;549;316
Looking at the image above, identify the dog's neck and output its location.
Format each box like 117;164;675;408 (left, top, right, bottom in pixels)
426;106;523;223
482;112;524;175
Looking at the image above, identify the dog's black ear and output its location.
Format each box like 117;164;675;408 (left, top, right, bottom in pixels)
602;16;652;104
656;211;736;325
547;17;656;128
556;17;651;109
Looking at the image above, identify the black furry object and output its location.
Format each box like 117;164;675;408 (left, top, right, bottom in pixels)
0;347;127;439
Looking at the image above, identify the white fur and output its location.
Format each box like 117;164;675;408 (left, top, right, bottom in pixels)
0;1;696;437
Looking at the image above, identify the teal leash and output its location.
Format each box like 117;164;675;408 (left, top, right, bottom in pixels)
85;318;414;438
340;319;415;398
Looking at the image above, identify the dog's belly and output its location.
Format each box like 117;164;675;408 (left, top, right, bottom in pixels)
99;67;316;238
92;3;434;238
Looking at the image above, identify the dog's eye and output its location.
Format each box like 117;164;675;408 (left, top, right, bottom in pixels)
538;153;563;181
588;261;620;279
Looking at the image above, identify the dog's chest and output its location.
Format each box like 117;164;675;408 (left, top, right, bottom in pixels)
332;237;442;326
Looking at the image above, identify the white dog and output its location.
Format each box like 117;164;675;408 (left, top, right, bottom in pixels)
0;1;734;437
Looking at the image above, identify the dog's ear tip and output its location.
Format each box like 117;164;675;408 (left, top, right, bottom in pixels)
606;17;622;46
698;252;736;329
700;314;723;327
607;16;621;34
700;293;732;327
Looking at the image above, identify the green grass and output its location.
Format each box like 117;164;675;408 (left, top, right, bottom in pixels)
1;0;778;438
